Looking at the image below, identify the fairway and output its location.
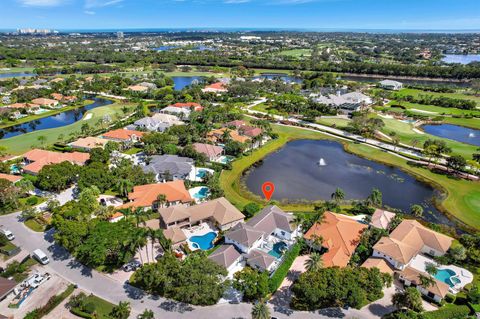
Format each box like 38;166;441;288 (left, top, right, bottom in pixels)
0;100;135;154
396;88;480;106
220;123;480;231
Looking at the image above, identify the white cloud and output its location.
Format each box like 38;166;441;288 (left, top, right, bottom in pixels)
224;0;251;3
17;0;67;6
84;0;124;8
84;10;96;14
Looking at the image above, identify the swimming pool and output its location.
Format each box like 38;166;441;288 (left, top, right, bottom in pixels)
189;186;210;201
196;168;211;179
268;241;287;259
10;164;21;174
189;232;217;250
434;268;459;287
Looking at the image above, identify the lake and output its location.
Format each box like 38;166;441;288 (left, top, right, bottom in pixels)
172;76;204;90
245;139;453;226
422;124;480;146
0;97;112;139
442;54;480;65
0;72;36;79
253;73;302;84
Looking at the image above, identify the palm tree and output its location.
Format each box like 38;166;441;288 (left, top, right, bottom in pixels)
110;301;131;319
367;188;383;208
331;187;345;204
251;300;270;319
425;263;438;276
410;204;424;218
137;309;155;319
419;274;436;289
116;179;133;198
156;193;167;209
304;252;323;272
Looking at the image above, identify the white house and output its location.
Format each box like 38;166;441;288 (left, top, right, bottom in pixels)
379;80;403;91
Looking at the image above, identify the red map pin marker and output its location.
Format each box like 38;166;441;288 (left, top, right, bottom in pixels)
262;181;275;201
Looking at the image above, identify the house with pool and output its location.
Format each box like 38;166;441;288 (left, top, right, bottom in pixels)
158;197;245;248
218;206;300;274
370;220;473;302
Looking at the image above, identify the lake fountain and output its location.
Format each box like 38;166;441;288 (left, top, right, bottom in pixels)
245;139;454;227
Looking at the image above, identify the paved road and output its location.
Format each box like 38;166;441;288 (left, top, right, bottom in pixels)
0;212;364;319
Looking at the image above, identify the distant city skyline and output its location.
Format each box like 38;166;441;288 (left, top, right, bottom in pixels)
1;0;480;30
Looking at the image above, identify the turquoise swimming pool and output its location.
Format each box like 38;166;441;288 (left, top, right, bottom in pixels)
434;268;459;287
268;241;287;259
191;186;210;200
10;164;21;174
189;232;217;250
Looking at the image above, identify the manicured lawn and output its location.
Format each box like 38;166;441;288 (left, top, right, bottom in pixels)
396;88;480;106
24;219;46;232
443;117;480;130
0;100;94;129
388;100;480;117
253;68;292;75
277;49;312;58
251;103;273;113
123;147;142;155
220;123;480;230
71;295;115;319
377;116;478;159
0;67;35;74
0;101;135;155
316;117;351;128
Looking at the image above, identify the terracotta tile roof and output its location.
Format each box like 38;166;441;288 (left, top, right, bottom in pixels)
370;209;396;229
0;173;22;183
203;82;227;92
170;102;203;111
0;277;16;300
304;211;367;268
7;103;39;109
400;266;450;298
120;180;192;209
224;120;246;128
70;137;109;149
207;128;250;144
102;129;145;141
51;93;64;101
127;85;149;92
31;98;58;106
23;149;90;174
193;143;223;159
361;257;395;275
373;220;453;265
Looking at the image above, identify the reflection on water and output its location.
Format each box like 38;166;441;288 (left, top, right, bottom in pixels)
0;97;112;139
245;139;454;226
422;124;480;147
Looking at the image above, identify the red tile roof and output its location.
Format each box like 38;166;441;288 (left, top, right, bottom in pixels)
171;102;203;111
120;180;192;209
23;149;90;174
102;129;145;141
0;173;22;183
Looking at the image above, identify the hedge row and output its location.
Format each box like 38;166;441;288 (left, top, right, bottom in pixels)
70;308;94;319
268;242;301;293
24;284;76;319
420;304;471;319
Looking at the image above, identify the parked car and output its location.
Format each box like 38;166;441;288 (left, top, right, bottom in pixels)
0;227;15;240
32;249;50;265
123;260;141;272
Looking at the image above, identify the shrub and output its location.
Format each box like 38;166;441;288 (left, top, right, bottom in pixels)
444;293;456;303
23;285;75;319
243;202;261;218
70;308;93;319
25;196;39;206
268;243;301;293
420;304;471;319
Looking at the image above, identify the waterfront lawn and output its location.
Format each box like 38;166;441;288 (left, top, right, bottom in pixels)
220;123;480;230
388;100;480;117
444;117;480;130
396;88;480;106
377;117;478;159
0;101;135;155
0;67;35;74
316;117;351;129
0;99;94;129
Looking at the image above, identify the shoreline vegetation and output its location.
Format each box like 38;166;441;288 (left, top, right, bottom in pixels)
220;124;480;232
0;99;95;130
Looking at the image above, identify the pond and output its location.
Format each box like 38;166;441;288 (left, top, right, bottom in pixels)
245;139;454;226
442;54;480;65
171;76;204;90
253;73;302;84
0;72;36;79
421;124;480;146
0;97;112;139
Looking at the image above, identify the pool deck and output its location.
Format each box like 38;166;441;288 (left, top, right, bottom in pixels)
409;254;473;292
183;222;217;251
188;186;210;203
188;167;214;182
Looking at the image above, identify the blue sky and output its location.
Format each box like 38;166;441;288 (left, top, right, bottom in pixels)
1;0;480;30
